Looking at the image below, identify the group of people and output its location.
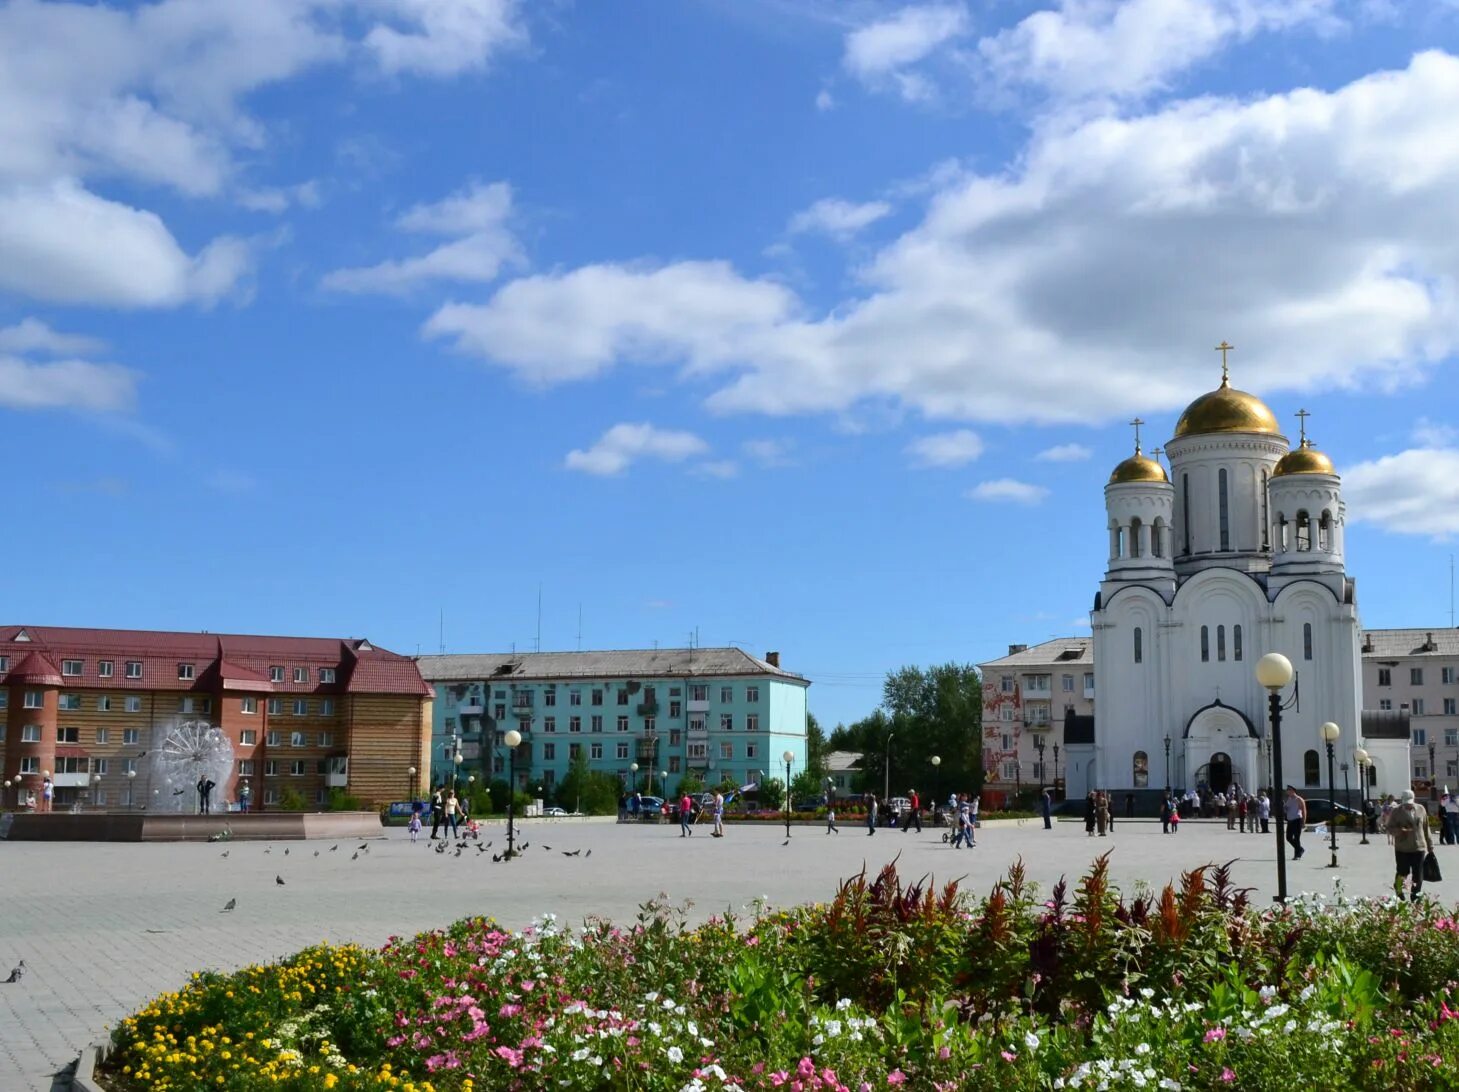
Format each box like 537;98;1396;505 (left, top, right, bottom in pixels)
413;788;468;841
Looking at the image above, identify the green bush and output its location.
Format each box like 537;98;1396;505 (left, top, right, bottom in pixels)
276;786;308;812
326;788;366;812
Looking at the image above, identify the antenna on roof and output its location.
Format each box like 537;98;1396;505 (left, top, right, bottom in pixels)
438;608;445;655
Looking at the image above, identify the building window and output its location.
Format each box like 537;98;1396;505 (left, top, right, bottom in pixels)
290;760;305;777
123;728;139;744
1378;668;1391;687
1181;473;1191;553
61;659;83;676
1380;699;1392;711
1084;672;1095;692
265;760;279;777
541;741;557;761
125;661;142;679
178;697;196;714
644;716;656;733
617;689;629;706
58;726;79;743
1415;762;1429;779
319;732;334;747
691;684;709;702
240;729;257;745
543;687;556;707
238;760;254;776
1002;761;1019;780
1295;510;1311;552
1134;628;1143;664
668;700;681;718
240;696;256;714
1260;469;1270;549
320;698;334;716
669;756;681;773
1412;667;1425;685
293;699;307;716
95;727;108;743
544;717;556;733
267;698;282;715
616;741;629;760
269;666;284;683
494;703;505;721
569;743;582;760
288;667;305;684
92;758;108;774
566;690;581;707
1200;626;1210;662
746;714;759;732
1062;674;1074;692
746;686;760;703
291;731;306;747
98;660;114;678
1303;749;1320;786
591;689;604;706
720;713;733;731
267;730;280;746
1216;625;1226;662
569;716;581;733
1413;728;1427;746
1413;698;1426;716
591;715;603;733
720;741;734;760
319;667;336;684
1446;699;1457;716
1303;623;1313;661
1218;468;1230;551
20;757;39;774
23;691;43;709
614;715;628;732
176;663;194;681
1444;667;1456;685
1445;728;1458;746
720;686;733;704
590;743;603;760
0;693;6;711
1233;625;1242;662
59;693;81;711
21;725;41;742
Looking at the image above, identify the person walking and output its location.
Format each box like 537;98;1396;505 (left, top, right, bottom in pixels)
429;788;445;839
41;776;53;813
239;780;251;813
1096;791;1110;837
1444;792;1459;846
408;806;422;843
711;790;725;838
1159;793;1172;835
826;801;839;834
1169;796;1180;833
903;789;922;833
1284;785;1307;859
679;792;695;837
1389;789;1434;901
1041;789;1053;830
1258;791;1271;834
444;790;461;839
865;793;878;836
1084;791;1097;837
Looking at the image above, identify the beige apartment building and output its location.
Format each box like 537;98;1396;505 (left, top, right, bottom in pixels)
978;638;1095;803
1361;628;1459;795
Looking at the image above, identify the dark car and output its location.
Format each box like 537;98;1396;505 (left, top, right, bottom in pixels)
1302;799;1363;823
633;795;665;813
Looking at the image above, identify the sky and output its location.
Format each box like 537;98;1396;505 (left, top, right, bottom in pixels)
5;0;1459;728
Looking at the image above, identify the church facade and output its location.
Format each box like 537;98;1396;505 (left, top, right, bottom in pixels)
1068;358;1409;802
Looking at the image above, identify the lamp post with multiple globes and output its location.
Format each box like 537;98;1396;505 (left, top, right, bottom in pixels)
1355;747;1371;845
1255;653;1295;903
1321;721;1341;869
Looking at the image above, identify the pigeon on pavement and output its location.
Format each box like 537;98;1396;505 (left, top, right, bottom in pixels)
221;899;236;913
4;961;24;983
275;875;286;886
220;851;229;858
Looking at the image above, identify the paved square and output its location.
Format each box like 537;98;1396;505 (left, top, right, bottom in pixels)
0;816;1436;1090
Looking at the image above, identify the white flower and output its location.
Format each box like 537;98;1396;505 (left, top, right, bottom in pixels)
646;991;661;1003
667;1045;684;1064
826;1020;843;1038
1159;1080;1183;1091
1259;985;1277;1003
1139;988;1155;999
1135;1043;1151;1055
1300;984;1316;1001
1025;1031;1041;1051
837;997;853;1011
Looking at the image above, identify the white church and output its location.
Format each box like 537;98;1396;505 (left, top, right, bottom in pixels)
1066;352;1409;803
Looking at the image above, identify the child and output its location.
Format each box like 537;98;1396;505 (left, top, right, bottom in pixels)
409;801;423;843
1170;799;1180;834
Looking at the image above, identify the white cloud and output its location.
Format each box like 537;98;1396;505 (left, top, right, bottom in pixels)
742;438;795;468
844;3;970;98
788;197;893;240
0;179;250;307
977;0;1338;103
0;355;136;413
364;0;525;77
425;260;799;384
0;318;104;357
324;181;520;294
906;428;984;467
1036;442;1093;462
815;88;835;111
564;423;710;476
694;460;740;479
1412;417;1457;448
966;478;1050;504
1344;448;1459;537
432;52;1459;432
238;181;322;214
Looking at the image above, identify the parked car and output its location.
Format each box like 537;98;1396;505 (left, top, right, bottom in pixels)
542;806;568;817
1302;799;1363;823
633;796;665;814
887;796;912;815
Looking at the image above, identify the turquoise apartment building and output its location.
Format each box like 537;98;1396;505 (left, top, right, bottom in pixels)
414;648;810;800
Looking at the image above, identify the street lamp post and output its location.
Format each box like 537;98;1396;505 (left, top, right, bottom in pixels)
91;772;101;809
629;762;639;796
127;768;137;809
1355;747;1371;845
504;728;522;859
1033;735;1046;794
1430;741;1438;802
1256;652;1295;903
782;750;794;840
1321;721;1341;869
407;766;416;804
883;731;895;803
1163;734;1172;792
660;770;668;801
1053;743;1060;796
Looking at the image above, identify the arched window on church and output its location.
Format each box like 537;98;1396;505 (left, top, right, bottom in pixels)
1303;749;1320;787
1200;625;1210;662
1218;468;1230;551
1116;525;1127;558
1217;625;1226;661
1295;510;1312;551
1277;514;1288;553
1261;469;1270;550
1318;510;1332;552
1233;624;1243;662
1181;474;1191;555
1133;751;1149;788
1151;518;1165;558
1303;622;1313;660
1134;627;1143;664
1129;517;1143;558
1366;764;1377;788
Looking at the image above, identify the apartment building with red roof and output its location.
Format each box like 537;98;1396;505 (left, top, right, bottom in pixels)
0;625;432;811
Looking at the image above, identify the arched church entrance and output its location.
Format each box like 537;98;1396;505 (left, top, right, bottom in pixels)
1208;752;1233;794
1184;701;1258;796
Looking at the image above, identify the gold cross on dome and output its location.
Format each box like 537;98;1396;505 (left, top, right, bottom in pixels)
1295;407;1310;444
1129;417;1145;452
1215;340;1235;384
1151;446;1163;464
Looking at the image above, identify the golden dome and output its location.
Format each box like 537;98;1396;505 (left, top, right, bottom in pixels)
1173;376;1281;438
1273;439;1336;477
1108;449;1169;484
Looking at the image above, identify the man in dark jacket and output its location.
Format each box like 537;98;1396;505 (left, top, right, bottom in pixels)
429;788;445;839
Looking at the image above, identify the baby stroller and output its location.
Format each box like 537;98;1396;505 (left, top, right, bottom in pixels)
461;817;483;840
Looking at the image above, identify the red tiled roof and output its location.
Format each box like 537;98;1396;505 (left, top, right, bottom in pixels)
0;626;429;698
6;650;62;685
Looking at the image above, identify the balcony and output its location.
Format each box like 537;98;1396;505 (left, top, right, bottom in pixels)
637;701;658;717
635;737;659;760
458;704;484;717
687;699;710;713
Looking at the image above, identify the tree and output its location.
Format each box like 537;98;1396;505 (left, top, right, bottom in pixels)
675;770;705;798
880;663;984;802
805;712;828;779
790;768;823;803
557;751;621;815
758;776;785;810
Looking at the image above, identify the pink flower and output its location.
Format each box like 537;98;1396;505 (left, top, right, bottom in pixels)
1221;1068;1236;1083
1204;1027;1227;1042
494;1045;524;1068
770;1071;790;1086
1001;1052;1017;1063
938;1047;951;1060
888;1071;907;1085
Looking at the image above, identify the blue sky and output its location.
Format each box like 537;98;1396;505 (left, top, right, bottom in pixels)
5;0;1459;728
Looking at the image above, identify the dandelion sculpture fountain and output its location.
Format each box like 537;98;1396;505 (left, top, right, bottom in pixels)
149;720;235;814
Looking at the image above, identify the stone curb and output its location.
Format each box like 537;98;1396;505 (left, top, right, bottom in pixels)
72;1041;110;1092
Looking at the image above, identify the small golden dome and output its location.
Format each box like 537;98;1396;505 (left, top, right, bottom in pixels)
1273;439;1336;477
1173;376;1281;438
1109;449;1169;484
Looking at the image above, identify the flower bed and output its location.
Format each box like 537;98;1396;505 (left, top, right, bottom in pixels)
102;855;1459;1091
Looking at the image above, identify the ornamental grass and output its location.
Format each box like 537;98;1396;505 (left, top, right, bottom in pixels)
103;855;1459;1091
